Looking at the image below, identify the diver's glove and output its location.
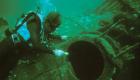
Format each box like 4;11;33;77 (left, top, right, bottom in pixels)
61;35;68;40
53;49;69;57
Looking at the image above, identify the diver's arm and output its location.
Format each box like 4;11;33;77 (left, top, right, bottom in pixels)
15;12;37;31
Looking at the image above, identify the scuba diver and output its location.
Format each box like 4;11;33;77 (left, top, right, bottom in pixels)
13;11;62;56
0;11;62;80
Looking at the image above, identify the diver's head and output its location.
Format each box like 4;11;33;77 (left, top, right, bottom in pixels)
44;12;61;33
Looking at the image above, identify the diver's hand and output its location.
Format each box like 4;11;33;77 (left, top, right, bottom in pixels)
61;35;68;40
53;49;69;57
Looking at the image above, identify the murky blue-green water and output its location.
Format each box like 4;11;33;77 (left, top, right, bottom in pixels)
0;0;113;36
